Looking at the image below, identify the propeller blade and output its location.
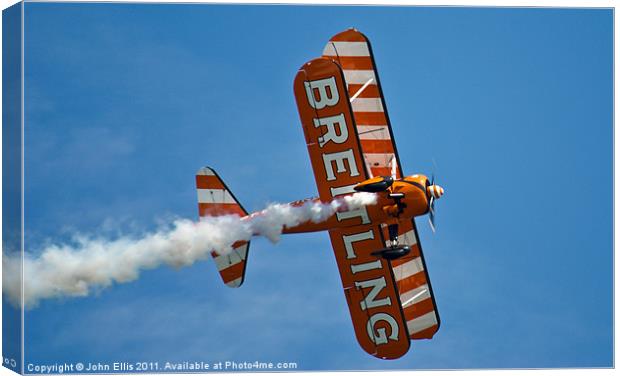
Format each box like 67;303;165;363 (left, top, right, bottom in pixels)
428;158;440;233
428;196;436;233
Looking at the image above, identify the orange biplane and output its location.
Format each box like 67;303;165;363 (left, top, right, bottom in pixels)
195;28;444;360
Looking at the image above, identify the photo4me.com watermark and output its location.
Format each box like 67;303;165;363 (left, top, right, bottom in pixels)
17;360;298;373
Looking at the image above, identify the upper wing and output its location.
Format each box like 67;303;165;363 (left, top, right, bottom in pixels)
324;28;440;340
323;28;397;178
293;57;410;359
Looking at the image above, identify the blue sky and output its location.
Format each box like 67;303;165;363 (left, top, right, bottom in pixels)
8;3;613;371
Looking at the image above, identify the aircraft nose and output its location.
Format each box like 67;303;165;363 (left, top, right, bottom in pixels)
427;185;444;199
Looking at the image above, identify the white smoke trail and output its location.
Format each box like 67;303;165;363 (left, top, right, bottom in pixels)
2;192;377;309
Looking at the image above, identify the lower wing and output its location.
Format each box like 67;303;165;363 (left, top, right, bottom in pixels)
382;220;440;339
293;56;411;359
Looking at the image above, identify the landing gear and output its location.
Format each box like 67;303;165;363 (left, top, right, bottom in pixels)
371;223;411;260
388;222;399;247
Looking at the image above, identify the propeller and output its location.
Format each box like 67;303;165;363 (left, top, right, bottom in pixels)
426;160;444;233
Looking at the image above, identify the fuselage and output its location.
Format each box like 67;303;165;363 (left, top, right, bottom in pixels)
245;174;433;234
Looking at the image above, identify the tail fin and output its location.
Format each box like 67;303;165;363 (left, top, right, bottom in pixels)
196;167;250;288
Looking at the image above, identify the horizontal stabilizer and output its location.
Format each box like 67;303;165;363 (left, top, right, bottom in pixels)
196;166;250;288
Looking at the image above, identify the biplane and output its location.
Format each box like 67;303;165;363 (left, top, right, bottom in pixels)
195;28;444;360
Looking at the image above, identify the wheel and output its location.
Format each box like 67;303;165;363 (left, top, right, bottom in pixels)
371;245;411;260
